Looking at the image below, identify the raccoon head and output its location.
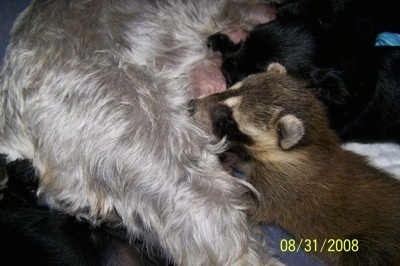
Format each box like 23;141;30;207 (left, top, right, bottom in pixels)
188;63;326;170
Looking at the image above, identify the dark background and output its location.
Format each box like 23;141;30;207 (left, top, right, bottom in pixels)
0;0;32;61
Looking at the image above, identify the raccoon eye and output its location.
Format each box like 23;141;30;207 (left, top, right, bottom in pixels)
210;104;253;145
211;104;236;136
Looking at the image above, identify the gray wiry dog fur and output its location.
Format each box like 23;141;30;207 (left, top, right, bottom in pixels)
0;0;280;265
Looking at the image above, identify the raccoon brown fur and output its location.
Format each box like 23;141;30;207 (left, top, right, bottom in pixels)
189;63;400;265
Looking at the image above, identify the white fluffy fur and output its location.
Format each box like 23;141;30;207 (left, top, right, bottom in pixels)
0;0;281;265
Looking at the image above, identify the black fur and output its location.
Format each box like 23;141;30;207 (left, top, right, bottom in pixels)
207;1;400;143
272;0;400;44
0;154;166;266
210;104;254;145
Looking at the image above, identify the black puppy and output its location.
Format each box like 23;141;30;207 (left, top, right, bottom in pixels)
273;0;400;45
0;154;167;266
208;15;400;143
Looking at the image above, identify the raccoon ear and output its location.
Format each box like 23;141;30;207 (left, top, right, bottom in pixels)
266;63;287;75
276;114;305;150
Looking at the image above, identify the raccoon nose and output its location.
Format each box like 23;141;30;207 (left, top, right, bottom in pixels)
187;99;196;115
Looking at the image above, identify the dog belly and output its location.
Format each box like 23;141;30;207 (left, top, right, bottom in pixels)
192;53;227;96
0;0;278;265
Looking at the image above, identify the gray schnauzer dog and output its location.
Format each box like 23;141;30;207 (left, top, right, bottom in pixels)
0;0;279;265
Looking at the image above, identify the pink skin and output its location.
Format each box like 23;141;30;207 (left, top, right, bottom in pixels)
224;28;249;44
191;54;226;97
191;4;277;98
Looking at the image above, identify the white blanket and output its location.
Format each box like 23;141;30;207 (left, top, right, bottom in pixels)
344;142;400;179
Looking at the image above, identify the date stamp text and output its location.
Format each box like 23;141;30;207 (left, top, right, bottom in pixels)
280;239;359;253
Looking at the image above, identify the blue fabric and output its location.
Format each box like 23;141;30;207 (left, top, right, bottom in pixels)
263;225;325;266
0;0;32;62
375;32;400;46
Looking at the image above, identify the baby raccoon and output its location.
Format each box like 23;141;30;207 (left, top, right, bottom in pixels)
189;63;400;265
